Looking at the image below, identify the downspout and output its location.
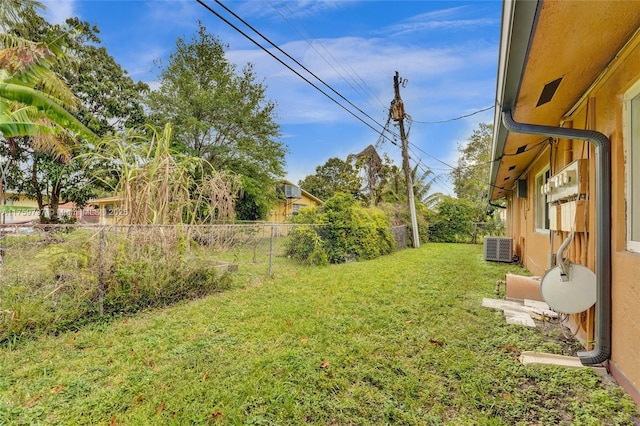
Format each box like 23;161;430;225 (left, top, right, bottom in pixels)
502;109;611;366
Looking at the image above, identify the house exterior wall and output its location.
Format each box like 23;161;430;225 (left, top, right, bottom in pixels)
267;192;320;223
89;198;127;225
0;195;39;224
585;35;640;404
506;32;640;404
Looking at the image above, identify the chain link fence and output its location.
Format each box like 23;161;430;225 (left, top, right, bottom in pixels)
0;222;408;343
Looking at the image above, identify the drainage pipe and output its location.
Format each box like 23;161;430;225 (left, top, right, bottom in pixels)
501;109;611;365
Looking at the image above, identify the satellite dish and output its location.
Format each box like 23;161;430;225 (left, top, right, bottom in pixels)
540;263;596;314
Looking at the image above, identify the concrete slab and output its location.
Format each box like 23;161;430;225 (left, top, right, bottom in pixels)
482;298;533;313
504;310;536;327
483;298;538;327
519;351;585;368
524;299;550;310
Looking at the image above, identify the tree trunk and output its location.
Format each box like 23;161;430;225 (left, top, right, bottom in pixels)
50;181;60;223
31;161;46;223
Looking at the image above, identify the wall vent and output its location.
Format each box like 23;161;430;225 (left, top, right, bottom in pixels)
484;237;513;262
536;77;563;107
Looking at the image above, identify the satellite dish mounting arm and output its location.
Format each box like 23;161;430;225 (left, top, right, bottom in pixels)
557;231;574;282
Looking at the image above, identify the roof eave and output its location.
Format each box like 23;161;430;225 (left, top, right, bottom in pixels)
490;0;541;199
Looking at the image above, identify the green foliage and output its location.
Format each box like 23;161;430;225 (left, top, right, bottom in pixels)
235;175;272;221
145;21;285;219
298;157;362;201
0;227;232;343
427;196;477;243
449;122;506;241
2;144;97;223
0;4;97;144
284;225;328;266
377;201;429;245
1;11;146;223
451;122;493;203
287;193;394;265
61;17;149;136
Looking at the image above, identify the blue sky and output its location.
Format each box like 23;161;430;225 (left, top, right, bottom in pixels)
42;0;501;195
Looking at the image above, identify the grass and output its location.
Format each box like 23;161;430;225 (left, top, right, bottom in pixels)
0;243;637;425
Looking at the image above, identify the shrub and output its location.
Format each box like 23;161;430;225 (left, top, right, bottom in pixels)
284;225;329;266
427;197;476;242
287;193;394;265
0;227;232;344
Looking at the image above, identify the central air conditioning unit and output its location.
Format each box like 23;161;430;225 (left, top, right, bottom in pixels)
484;237;513;262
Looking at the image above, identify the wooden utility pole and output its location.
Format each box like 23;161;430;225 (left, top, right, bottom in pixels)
392;71;420;248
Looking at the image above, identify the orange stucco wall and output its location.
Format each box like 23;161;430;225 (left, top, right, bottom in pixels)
507;35;640;403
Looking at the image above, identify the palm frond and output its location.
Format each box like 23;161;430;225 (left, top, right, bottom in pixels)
0;82;95;142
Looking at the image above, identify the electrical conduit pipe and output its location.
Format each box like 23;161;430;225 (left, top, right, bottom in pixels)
501;109;611;365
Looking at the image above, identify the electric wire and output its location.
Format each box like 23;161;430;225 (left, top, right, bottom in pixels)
409;142;513;193
199;0;509;193
203;0;396;142
409;105;494;124
270;0;387;111
410;155;453;196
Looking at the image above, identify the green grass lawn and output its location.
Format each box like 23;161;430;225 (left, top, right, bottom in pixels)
1;243;637;425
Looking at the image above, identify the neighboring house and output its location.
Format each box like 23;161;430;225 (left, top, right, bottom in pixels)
0;193;39;224
267;180;323;223
0;194;98;224
490;0;640;405
89;196;126;225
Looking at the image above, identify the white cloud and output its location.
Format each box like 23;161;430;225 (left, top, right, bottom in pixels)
144;1;202;28
227;35;495;129
42;0;77;25
380;5;498;37
237;0;353;20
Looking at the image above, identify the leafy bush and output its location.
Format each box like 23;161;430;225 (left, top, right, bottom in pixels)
284;225;329;266
427;197;476;243
377;201;429;245
286;193;394;265
0;227;232;344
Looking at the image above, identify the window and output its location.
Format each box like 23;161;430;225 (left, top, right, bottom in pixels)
625;81;640;252
292;203;305;215
535;167;550;232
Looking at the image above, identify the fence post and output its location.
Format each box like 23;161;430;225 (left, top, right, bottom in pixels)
0;234;4;269
268;224;274;278
98;227;105;316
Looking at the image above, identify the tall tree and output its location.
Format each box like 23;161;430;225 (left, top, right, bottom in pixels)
451;122;493;202
450;122;503;242
145;22;286;220
62;17;148;137
298;157;362;201
2;10;147;222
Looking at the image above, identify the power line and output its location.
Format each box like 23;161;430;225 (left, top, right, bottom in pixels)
408;141;457;171
269;0;387;111
197;0;509;196
409;105;494;124
199;0;396;143
408;142;511;194
410;157;453;196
